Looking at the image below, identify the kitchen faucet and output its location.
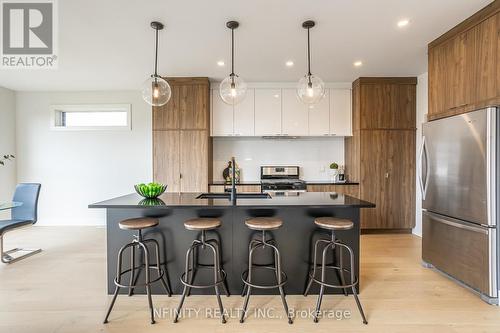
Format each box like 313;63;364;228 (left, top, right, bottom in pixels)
230;156;237;205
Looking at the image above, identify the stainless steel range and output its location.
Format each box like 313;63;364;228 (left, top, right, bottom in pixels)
260;166;306;195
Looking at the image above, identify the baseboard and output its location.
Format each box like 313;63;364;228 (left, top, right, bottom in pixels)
361;228;413;234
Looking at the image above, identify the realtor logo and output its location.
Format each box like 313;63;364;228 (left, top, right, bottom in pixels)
1;0;58;68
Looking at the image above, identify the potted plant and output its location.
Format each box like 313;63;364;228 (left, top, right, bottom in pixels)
329;162;339;182
0;154;14;166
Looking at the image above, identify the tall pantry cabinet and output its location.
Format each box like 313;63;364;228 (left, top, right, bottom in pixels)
152;77;212;192
345;77;417;230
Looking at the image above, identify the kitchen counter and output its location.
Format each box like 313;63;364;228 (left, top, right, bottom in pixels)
89;192;373;209
209;180;359;185
90;192;374;296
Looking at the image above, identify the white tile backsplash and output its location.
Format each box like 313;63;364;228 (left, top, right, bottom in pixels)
213;137;344;181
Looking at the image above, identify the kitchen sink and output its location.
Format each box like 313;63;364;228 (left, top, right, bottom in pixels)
196;192;271;199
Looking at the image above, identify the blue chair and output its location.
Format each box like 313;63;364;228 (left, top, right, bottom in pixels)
0;183;41;264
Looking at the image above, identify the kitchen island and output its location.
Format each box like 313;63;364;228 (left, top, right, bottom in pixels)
89;192;374;295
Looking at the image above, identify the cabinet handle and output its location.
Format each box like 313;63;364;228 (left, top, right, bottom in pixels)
449;103;467;110
180;173;182;179
385;172;389;179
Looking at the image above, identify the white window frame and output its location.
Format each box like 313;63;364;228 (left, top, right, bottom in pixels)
49;104;132;131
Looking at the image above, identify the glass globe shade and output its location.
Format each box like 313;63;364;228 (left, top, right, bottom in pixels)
219;75;247;105
297;74;325;105
142;76;171;107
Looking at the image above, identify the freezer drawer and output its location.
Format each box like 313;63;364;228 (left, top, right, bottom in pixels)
422;211;497;297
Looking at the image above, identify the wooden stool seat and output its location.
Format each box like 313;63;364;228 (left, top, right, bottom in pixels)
314;217;353;230
184;218;221;231
245;217;283;230
119;217;159;230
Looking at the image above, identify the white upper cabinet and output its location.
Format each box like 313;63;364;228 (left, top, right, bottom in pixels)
211;89;233;136
308;89;330;136
210;85;352;137
282;89;309;136
330;89;352;136
254;89;282;136
233;89;255;136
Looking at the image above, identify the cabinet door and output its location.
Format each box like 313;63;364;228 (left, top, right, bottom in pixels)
282;89;308;136
330;89;352;135
153;130;180;192
180;84;209;130
234;89;255;136
254;89;282;136
468;14;498;105
360;130;415;229
180;130;209;192
153;85;180;130
308;89;330;136
211;89;234;136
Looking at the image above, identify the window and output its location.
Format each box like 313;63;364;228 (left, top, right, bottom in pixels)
50;104;131;130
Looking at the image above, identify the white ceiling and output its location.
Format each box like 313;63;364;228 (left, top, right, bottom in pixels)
0;0;492;91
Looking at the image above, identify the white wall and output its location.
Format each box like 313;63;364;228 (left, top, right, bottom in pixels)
413;72;428;237
0;87;17;219
16;91;152;226
213;137;344;181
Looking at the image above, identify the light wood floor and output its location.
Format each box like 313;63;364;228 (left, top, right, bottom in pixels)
1;227;499;333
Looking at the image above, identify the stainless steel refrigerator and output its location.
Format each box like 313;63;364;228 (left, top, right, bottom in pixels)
420;107;498;305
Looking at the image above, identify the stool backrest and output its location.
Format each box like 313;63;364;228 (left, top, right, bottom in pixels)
12;183;41;224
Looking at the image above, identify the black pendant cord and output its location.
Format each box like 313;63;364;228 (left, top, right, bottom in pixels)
230;27;235;84
307;27;312;77
154;27;159;81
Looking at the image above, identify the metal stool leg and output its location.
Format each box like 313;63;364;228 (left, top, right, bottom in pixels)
344;244;368;325
241;238;258;297
331;231;349;297
150;239;172;297
240;241;257;323
207;238;230;297
269;242;293;324
138;242;155;324
174;243;196;323
186;241;198;297
313;242;332;323
128;244;136;296
103;243;132;324
205;242;226;324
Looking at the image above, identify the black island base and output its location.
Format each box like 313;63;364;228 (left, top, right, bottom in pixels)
89;192;375;295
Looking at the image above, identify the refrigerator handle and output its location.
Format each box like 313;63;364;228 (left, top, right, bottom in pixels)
418;136;428;199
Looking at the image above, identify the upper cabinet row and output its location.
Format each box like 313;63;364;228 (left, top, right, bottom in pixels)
211;88;352;137
428;5;499;120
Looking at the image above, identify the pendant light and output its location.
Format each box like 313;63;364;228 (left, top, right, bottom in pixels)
297;20;325;105
219;21;247;105
142;21;171;107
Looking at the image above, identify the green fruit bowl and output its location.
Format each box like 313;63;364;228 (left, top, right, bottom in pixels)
134;183;167;199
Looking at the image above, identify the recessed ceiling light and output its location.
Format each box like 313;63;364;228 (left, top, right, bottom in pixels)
354;61;363;67
285;60;294;67
397;19;410;28
217;60;225;66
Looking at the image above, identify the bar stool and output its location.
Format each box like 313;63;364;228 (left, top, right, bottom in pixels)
104;217;172;324
304;217;367;324
240;217;293;324
174;218;229;324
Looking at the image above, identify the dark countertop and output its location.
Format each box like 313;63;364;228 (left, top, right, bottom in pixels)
89;192;375;209
209;181;359;186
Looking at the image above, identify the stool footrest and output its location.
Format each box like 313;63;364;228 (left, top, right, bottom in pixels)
113;265;166;289
241;266;288;289
180;268;227;289
307;265;358;289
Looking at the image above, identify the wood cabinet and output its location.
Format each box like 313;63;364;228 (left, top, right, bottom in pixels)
153;78;212;192
428;3;499;120
254;89;282;136
306;184;359;197
345;77;416;230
